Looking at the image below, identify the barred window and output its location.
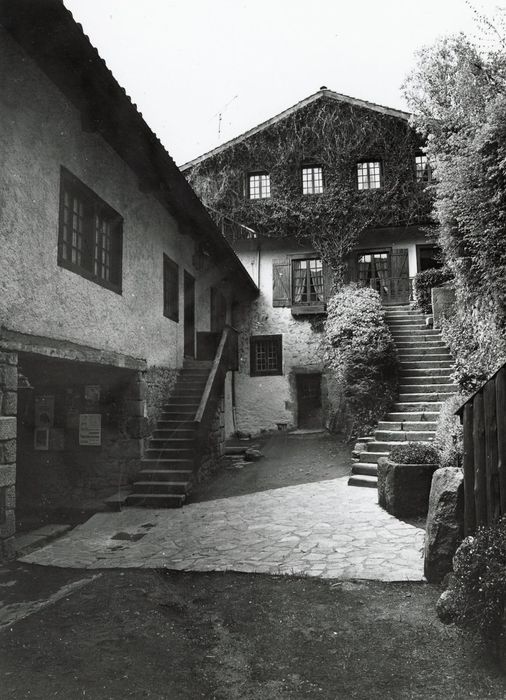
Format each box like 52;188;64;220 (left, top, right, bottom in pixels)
357;161;382;190
248;172;271;199
163;255;179;322
415;154;432;182
250;335;282;376
302;166;323;194
58;168;122;293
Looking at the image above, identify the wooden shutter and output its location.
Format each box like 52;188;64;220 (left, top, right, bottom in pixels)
272;259;291;307
323;262;334;301
390;249;409;279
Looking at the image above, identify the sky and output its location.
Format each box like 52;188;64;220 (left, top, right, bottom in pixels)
63;0;504;165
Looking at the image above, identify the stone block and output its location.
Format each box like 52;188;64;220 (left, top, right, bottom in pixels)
0;464;15;488
0;351;17;366
3;485;15;509
0;509;15;538
127;380;147;401
0;535;16;561
378;457;437;518
2;391;17;416
0;417;16;440
424;467;464;584
0;365;18;391
0;439;16;464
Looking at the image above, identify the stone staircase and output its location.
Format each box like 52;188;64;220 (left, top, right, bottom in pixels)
348;304;457;488
126;360;212;508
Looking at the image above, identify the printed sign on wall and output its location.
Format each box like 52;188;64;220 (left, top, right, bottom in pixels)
35;395;55;428
79;413;102;446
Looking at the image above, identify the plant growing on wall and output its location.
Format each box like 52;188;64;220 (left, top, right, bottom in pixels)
187;98;433;282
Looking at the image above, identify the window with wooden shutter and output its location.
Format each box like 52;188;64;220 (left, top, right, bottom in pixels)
272;259;291;307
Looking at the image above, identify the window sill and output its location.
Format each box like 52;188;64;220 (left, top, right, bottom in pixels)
291;304;326;316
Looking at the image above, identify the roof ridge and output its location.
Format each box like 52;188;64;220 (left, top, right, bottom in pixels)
180;88;410;170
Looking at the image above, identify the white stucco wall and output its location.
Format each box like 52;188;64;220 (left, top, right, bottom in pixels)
0;29;227;369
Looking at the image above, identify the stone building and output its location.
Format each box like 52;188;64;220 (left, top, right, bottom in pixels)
0;1;257;558
183;89;436;435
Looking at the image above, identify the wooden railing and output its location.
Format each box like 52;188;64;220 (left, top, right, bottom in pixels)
457;362;506;535
358;277;413;303
193;326;238;469
206;207;258;243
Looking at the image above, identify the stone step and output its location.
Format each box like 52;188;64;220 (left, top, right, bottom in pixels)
152;429;195;439
399;351;451;360
182;360;213;369
392;401;443;411
126;493;186;508
364;439;432;453
398;367;452;377
160;412;196;420
132;481;189;495
348;474;377;488
157;420;194;429
172;388;205;395
400;376;453;386
149;438;196;447
140;458;194;468
398;383;457;393
377;420;438;431
144;448;195;459
395;340;446;348
391;330;442;338
138;469;193;482
164;399;201;406
386;411;440;421
400;360;453;370
374;430;436;442
357;451;392;464
387;318;429;326
351;462;378;476
398;392;455;402
397;346;449;356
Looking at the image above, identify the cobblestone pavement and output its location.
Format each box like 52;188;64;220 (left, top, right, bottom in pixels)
21;477;425;581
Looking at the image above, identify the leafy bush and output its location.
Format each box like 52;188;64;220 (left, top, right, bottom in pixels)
413;267;452;313
324;285;398;440
389;441;440;465
434;395;465;469
442;519;506;649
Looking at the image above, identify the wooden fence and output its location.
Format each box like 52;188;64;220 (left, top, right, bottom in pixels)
457;362;506;535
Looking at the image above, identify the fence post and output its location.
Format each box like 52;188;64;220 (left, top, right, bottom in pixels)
463;403;476;535
496;367;506;518
473;391;488;527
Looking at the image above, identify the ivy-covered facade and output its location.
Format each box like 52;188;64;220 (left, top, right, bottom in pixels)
183;89;436;433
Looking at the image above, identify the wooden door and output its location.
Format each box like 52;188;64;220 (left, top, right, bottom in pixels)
296;374;322;429
184;271;195;358
388;249;410;304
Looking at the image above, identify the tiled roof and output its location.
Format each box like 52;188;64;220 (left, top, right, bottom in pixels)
181;89;411;170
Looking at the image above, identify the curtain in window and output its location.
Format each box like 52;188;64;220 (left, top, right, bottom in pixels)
309;260;324;301
372;256;389;296
292;260;307;303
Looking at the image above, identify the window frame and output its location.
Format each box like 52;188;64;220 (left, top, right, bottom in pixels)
356;160;382;191
163;254;179;322
250;334;283;377
247;171;271;200
291;256;324;307
58;167;123;294
301;164;324;195
414;153;432;183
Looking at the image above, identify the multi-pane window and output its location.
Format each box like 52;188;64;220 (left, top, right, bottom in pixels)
357;161;382;190
302;166;323;195
248;172;271;199
163;255;179;322
415;154;432;182
58;168;123;293
292;258;324;305
250;335;282;376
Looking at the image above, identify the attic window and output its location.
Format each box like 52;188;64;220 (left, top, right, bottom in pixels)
248;172;270;199
302;166;323;195
357;161;382;190
415;154;432;182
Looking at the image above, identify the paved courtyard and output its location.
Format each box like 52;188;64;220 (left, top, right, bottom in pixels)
21;476;425;581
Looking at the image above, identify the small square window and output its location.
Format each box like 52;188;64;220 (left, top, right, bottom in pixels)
357;161;382;190
250;335;282;376
292;258;324;305
302;166;323;195
163;255;179;322
58;168;123;293
248;172;271;199
415;154;432;182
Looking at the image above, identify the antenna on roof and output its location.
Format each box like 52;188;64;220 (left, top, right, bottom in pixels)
216;94;238;141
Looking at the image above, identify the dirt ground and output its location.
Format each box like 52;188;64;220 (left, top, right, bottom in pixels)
1;566;505;699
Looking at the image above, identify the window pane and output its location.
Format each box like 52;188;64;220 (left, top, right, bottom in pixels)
249;173;270;199
302;166;323;195
357;161;381;190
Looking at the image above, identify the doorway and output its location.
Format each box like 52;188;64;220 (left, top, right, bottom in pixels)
296;373;322;429
184;271;195;358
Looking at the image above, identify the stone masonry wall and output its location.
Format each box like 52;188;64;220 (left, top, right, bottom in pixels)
196;396;226;484
145;366;179;433
0;351;17;560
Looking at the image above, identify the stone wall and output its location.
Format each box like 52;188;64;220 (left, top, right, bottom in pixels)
0;350;17;560
195;396;226;484
145;366;179;432
432;285;456;329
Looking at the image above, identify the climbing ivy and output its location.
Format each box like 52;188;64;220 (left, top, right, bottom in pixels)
186;98;433;282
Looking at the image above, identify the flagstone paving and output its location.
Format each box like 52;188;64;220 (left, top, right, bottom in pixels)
20;477;425;581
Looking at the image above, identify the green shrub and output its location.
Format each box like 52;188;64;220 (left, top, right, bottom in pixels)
413;267;452;313
389;441;440;465
443;519;506;648
434;395;465;469
324;285;398;440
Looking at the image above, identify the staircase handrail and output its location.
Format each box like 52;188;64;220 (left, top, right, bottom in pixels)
193;325;237;438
